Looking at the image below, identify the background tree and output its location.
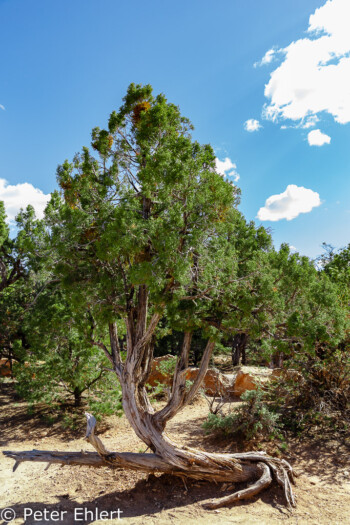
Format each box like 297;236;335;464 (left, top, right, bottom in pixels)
262;245;347;367
0;203;33;366
14;283;122;411
0;201;24;293
220;212;272;367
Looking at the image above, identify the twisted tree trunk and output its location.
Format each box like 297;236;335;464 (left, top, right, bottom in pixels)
3;294;296;510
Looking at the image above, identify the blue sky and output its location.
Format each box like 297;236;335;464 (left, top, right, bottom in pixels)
1;0;349;259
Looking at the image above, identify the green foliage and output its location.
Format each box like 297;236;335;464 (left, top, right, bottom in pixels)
12;278;117;413
157;355;177;375
87;374;123;419
0;201;9;246
47;83;241;339
147;380;169;401
203;388;282;441
0;202;39;362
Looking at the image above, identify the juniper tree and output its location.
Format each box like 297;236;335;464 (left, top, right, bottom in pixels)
262;245;347;367
15;283;121;410
4;84;295;509
0;203;34;364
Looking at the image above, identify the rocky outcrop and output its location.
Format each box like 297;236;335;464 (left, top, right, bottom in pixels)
146;355;234;397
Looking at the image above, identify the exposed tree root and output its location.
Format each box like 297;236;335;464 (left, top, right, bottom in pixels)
3;413;296;510
203;462;272;509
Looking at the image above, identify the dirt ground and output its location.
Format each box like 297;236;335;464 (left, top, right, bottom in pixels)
1;382;350;525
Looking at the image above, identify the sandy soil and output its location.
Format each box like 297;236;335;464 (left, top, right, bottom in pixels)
1;382;350;525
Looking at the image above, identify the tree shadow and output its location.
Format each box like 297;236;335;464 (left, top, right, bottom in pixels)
287;432;350;485
0;472;290;524
0;383;111;446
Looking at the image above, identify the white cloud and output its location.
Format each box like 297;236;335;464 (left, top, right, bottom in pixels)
301;115;320;128
0;178;51;223
289;245;297;252
257;184;321;221
307;129;331;146
244;119;262;132
263;0;350;126
0;104;5;111
215;157;240;182
254;48;277;67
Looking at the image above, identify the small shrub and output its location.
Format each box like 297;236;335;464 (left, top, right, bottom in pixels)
146;380;170;401
203;388;282;441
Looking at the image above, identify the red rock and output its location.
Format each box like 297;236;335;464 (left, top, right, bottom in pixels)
233;366;273;397
147;358;290;399
0;358;11;377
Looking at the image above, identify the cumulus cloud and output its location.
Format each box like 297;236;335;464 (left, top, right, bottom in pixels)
0;104;5;111
307;129;331;146
215;157;240;182
0;178;51;223
244;119;262;132
257;184;321;221
263;0;350;126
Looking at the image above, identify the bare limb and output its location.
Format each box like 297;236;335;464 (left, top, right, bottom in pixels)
183;339;215;405
85;412;111;456
153;332;192;427
133;312;162;355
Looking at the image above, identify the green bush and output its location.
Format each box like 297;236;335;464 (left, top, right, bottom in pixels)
203;388;281;441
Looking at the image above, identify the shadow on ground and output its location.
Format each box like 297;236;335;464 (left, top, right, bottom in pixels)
0;473;291;524
0;383;109;446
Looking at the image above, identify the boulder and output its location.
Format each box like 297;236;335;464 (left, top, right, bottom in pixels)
233;366;274;397
185;367;234;397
